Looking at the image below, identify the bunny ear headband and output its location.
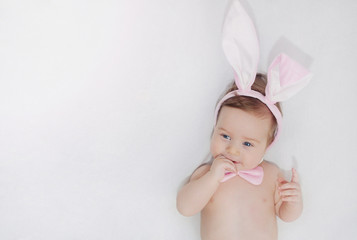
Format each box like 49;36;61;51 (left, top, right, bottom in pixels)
214;0;312;148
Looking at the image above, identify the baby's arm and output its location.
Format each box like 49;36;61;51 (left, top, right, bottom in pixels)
275;168;303;222
176;165;218;216
176;156;236;216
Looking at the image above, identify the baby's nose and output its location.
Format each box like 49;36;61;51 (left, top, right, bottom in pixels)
227;145;240;156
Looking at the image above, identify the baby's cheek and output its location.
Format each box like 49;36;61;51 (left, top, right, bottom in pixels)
247;155;263;168
210;136;219;155
210;144;218;157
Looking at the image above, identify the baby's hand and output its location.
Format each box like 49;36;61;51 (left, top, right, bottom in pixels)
209;155;236;182
278;168;302;203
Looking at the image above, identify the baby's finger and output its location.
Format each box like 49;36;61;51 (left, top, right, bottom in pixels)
279;182;300;190
281;196;301;202
214;154;226;161
223;160;237;172
291;168;299;183
280;189;299;197
278;177;288;184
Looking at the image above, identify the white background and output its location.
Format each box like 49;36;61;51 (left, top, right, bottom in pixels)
0;0;356;239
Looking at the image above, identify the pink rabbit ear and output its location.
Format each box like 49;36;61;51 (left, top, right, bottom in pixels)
222;0;259;92
266;54;312;103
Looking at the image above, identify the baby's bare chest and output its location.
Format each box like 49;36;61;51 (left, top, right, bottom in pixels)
201;177;278;239
203;176;276;225
212;176;274;205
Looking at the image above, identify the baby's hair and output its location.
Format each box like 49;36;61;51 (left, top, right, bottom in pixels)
217;73;282;145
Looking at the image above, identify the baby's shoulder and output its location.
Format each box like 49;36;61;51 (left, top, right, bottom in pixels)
261;160;281;178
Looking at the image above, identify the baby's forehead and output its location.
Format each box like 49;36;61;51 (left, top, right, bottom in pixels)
216;107;273;137
218;106;272;122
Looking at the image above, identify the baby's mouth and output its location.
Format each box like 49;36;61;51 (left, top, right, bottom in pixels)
216;154;241;164
232;160;241;165
223;155;241;164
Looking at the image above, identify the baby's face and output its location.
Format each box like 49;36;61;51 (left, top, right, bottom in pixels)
210;106;272;171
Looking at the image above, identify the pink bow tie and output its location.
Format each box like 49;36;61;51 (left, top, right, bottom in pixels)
220;166;264;185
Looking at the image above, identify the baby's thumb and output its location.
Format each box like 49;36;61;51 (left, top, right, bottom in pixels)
291;168;299;183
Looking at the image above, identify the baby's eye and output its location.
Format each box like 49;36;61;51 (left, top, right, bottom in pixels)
221;134;231;140
243;141;253;147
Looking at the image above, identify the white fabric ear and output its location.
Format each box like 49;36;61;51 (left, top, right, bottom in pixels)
222;0;259;91
266;54;312;103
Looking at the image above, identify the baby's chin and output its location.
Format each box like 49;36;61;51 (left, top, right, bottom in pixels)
236;163;261;171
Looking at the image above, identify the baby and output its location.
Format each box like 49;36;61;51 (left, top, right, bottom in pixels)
176;1;311;239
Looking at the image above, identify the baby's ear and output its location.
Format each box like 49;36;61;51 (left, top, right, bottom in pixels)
266;54;312;103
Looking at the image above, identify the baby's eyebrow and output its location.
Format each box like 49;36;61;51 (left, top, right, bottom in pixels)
243;136;261;144
218;127;230;133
